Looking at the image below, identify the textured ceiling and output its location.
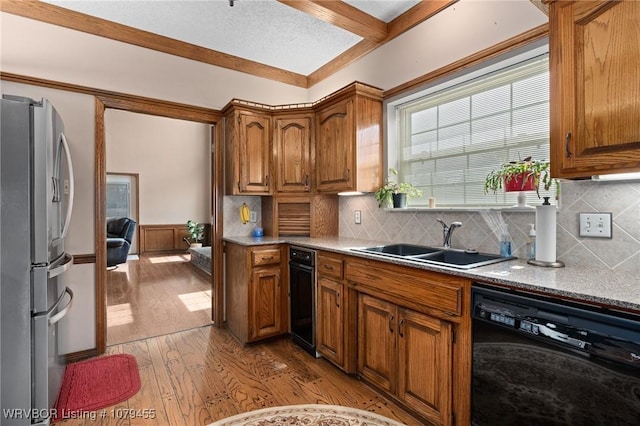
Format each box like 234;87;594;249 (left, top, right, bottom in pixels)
45;0;421;76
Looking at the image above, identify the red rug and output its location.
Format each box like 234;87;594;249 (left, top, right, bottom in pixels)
53;354;141;422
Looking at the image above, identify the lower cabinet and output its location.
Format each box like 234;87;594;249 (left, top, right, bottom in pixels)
358;294;453;426
249;266;283;341
225;242;287;344
316;276;344;366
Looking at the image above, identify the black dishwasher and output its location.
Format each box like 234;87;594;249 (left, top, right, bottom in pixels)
472;283;640;426
289;246;317;357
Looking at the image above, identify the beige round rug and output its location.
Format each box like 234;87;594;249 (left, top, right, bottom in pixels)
208;404;407;426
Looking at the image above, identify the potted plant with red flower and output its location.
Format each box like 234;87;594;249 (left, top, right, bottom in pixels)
484;157;552;199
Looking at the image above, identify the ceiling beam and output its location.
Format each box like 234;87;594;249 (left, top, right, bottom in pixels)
278;0;388;42
307;0;458;87
1;0;309;88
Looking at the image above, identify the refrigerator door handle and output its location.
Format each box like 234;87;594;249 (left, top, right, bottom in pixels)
59;133;75;239
48;253;73;279
48;287;74;326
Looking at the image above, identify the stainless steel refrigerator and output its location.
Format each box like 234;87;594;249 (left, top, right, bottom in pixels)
1;96;75;425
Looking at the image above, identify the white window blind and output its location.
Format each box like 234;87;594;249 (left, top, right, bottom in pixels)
394;53;555;207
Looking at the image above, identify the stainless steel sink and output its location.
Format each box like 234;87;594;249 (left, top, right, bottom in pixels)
352;244;514;269
353;244;442;257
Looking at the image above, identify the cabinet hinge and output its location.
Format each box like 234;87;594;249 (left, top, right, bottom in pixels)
451;330;455;344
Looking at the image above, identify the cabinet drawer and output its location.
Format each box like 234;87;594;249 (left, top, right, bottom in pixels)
252;248;281;266
317;253;344;280
346;260;463;316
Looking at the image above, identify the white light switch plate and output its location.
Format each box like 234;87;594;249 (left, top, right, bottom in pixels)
250;211;257;223
579;213;612;238
354;210;362;224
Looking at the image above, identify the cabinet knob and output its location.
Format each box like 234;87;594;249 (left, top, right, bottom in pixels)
565;132;573;159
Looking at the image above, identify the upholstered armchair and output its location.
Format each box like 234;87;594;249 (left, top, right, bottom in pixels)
106;217;136;267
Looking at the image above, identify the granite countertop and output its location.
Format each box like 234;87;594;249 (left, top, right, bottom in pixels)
223;236;640;313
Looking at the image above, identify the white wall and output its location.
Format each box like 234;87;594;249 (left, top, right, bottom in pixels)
105;110;210;225
309;0;548;99
0;12;311;108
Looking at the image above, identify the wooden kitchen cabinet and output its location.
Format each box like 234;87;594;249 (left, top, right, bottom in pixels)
346;256;470;426
273;114;313;193
549;0;640;178
224;106;272;194
317;276;344;366
316;251;356;373
314;83;383;193
225;242;287;344
358;294;453;425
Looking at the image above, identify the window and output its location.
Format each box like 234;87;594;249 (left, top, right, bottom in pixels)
387;48;555;208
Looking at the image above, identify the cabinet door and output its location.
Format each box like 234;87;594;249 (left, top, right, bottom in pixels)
316;277;344;367
238;112;272;193
274;116;312;192
550;1;640;178
357;294;396;393
397;308;453;425
249;267;282;340
316;99;355;192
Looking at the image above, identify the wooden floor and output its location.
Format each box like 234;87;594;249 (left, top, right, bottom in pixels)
107;253;213;345
59;326;422;425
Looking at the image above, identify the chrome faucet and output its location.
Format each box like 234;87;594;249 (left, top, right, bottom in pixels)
437;219;462;248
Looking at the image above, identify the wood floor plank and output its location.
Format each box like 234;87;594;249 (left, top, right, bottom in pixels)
127;365;167;426
107;254;212;345
162;335;214;425
159;395;187;426
146;337;177;400
205;395;241;422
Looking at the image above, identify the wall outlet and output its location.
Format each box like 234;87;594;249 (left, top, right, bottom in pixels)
354;210;362;224
579;213;612;238
250;211;257;223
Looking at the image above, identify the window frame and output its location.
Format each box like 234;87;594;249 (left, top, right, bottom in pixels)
384;42;552;210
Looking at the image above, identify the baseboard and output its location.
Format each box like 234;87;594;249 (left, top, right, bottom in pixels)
64;348;98;364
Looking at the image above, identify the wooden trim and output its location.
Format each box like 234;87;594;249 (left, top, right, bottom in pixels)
383;23;549;99
94;97;221;355
213;124;225;327
0;0;308;88
278;0;388;41
95;98;107;355
138;223;211;253
64;348;98;364
72;254;97;264
307;0;458;87
2;0;456;89
0;72;221;124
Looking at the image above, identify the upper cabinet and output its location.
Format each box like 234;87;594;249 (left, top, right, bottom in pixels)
549;0;640;178
273;114;313;193
223;82;383;195
224;106;272;195
314;83;383;193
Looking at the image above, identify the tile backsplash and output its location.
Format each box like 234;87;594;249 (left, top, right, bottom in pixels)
221;181;640;274
339;180;640;274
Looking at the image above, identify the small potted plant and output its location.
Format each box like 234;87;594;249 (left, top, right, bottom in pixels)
484;157;553;199
374;168;423;208
186;220;205;247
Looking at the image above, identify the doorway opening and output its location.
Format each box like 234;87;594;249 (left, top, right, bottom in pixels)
95;96;224;354
104;110;213;346
106;172;139;256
